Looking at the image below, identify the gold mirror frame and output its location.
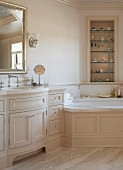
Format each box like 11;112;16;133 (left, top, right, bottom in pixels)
0;0;27;74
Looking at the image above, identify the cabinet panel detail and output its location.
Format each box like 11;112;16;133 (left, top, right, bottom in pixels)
49;105;63;121
10;112;31;148
50;119;63;135
9;95;47;111
49;94;63;105
0;100;4;112
32;109;46;143
100;116;123;133
0;133;4;152
72;116;97;135
0;115;4;133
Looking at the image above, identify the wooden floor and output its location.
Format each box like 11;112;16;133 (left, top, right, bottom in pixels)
6;147;123;170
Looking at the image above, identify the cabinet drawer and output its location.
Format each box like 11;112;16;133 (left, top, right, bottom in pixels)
49;94;63;105
0;133;4;151
9;95;47;111
0;115;4;133
49;105;63;121
50;119;63;135
0;100;4;112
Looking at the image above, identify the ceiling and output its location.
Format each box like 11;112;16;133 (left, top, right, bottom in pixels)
75;0;123;2
0;6;23;36
57;0;123;9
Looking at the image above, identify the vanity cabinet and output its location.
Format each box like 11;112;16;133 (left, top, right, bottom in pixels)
0;115;4;152
87;17;118;83
49;105;63;135
8;93;47;149
0;87;65;169
9;108;47;148
48;89;64;150
0;99;5;152
0;98;6;170
49;92;64;136
6;92;48;167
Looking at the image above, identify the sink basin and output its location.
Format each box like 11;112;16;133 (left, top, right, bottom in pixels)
8;86;33;90
1;86;32;91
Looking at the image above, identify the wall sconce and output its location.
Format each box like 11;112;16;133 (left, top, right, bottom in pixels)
29;33;40;48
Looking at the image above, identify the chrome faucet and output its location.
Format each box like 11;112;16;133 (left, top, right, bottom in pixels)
0;81;4;90
8;74;19;87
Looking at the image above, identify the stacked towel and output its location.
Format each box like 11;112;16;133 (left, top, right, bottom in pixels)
64;93;73;105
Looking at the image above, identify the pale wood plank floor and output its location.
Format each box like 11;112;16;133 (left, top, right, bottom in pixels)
6;147;123;170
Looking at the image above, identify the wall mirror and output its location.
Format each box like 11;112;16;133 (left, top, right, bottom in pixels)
0;1;27;74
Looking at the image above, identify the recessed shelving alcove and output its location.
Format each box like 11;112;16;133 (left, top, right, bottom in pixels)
87;16;118;83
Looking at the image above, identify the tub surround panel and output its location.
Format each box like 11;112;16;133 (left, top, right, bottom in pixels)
64;110;123;147
100;116;123;133
73;115;97;134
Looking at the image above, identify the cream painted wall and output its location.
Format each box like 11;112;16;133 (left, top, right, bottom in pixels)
79;9;123;97
0;0;123;97
0;0;80;86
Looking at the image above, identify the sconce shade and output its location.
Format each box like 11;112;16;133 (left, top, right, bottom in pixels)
29;33;40;48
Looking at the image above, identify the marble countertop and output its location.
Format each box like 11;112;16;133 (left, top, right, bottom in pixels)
0;85;65;95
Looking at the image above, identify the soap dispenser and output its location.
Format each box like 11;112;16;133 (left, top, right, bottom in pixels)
111;88;115;98
117;86;122;98
31;76;34;85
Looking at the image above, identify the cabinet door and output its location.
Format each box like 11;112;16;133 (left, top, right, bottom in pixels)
10;112;31;148
32;109;47;143
0;100;4;112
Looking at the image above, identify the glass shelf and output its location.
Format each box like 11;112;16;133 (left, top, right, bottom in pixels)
91;81;114;82
91;62;114;63
91;40;114;42
91;51;114;52
91;72;114;74
91;30;114;32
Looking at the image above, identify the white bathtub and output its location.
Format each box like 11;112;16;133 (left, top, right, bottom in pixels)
64;97;123;111
64;97;123;147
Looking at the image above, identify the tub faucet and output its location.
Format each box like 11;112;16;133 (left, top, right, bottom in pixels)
8;74;19;87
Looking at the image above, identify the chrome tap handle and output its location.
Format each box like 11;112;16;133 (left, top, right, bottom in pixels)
0;81;4;89
16;77;19;87
8;74;11;87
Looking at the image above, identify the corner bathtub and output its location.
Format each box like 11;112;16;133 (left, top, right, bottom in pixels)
63;97;123;147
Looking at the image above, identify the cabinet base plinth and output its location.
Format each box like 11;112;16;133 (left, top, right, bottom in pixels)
7;145;46;168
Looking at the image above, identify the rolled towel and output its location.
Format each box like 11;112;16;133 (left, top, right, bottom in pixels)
64;97;73;105
64;100;73;105
64;93;71;99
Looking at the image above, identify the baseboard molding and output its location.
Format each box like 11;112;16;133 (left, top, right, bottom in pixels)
64;136;123;147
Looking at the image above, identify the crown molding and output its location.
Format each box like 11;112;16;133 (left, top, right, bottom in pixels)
56;0;123;10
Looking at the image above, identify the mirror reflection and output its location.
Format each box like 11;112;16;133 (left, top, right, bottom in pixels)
0;1;26;73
